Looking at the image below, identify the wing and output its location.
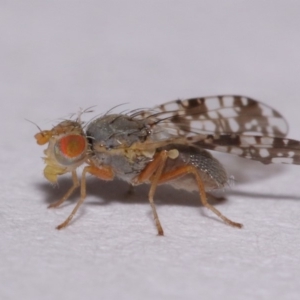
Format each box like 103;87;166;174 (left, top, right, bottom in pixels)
136;95;288;138
132;95;300;165
188;133;300;165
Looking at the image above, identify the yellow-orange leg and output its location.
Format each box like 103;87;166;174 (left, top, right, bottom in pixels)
48;171;79;208
56;165;114;230
133;150;169;236
158;165;243;228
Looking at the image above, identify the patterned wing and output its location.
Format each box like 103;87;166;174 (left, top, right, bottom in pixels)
136;95;288;138
188;134;300;165
132;95;300;165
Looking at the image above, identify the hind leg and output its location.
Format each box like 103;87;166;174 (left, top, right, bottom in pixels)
158;165;242;228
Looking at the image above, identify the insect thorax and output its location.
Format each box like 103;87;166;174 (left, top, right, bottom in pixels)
86;114;153;179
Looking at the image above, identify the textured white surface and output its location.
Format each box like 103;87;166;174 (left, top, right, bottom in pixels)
1;1;300;300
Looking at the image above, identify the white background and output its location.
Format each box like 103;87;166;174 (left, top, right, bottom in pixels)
1;1;300;300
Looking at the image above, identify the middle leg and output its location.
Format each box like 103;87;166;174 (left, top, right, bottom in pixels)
132;150;170;235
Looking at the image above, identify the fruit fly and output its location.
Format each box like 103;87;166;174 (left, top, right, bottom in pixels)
34;95;300;235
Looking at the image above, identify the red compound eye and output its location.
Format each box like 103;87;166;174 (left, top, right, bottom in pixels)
59;135;86;158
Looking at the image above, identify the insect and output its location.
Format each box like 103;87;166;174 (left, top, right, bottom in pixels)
34;95;300;235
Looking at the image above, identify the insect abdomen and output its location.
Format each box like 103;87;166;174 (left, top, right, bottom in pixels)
161;145;228;191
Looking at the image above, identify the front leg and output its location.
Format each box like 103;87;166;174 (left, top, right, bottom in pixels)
56;165;114;229
48;171;79;209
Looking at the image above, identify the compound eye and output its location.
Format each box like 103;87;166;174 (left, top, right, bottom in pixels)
54;135;87;165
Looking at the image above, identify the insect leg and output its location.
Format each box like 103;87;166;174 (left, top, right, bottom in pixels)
48;171;79;208
56;165;114;230
158;166;243;228
133;150;169;236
